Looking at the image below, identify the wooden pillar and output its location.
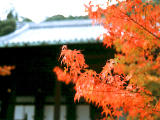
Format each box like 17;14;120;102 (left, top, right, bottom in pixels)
54;80;61;120
6;89;16;120
0;91;9;119
90;104;102;120
34;89;44;120
66;97;76;120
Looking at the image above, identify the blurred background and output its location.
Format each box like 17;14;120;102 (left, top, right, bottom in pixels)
0;0;88;23
0;0;117;120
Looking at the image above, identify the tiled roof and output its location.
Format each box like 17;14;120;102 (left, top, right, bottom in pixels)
0;19;105;47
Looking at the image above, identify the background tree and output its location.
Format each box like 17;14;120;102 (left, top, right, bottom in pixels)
45;15;65;21
0;10;17;36
7;10;18;21
20;16;33;22
54;0;160;119
44;14;89;22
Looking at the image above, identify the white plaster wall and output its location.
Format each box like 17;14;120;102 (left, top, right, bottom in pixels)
14;105;35;120
14;105;24;120
44;106;54;120
77;105;90;120
44;105;66;120
14;104;90;120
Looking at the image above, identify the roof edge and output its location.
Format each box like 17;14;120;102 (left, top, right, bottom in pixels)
0;24;29;43
29;19;99;29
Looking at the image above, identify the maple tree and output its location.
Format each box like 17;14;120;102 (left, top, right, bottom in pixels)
54;0;160;119
0;65;15;76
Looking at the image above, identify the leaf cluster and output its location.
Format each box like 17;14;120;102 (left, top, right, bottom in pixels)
54;0;160;119
54;45;160;119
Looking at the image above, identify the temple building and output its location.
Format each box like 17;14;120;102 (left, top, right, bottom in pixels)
0;19;114;120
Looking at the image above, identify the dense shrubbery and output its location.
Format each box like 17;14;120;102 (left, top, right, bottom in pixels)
0;10;17;36
45;15;89;21
0;19;16;36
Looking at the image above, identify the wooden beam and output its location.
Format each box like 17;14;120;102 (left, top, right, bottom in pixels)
54;80;61;120
34;90;44;120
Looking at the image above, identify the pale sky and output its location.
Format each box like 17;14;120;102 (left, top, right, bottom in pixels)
0;0;118;23
0;0;89;23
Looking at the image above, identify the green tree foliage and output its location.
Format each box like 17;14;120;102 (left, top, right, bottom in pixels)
7;11;15;20
0;11;16;36
20;17;33;22
67;15;89;20
44;14;89;21
45;15;65;21
0;19;16;36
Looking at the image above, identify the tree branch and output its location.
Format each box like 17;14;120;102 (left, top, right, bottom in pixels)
114;6;160;40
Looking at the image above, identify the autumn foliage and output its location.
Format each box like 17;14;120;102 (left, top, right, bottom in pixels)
54;0;160;119
0;65;15;76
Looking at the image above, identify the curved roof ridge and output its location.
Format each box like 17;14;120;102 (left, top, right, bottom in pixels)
0;24;29;43
0;19;105;47
29;19;99;29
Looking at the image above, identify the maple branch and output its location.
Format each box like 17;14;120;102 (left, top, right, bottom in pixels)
86;89;160;97
114;6;160;40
